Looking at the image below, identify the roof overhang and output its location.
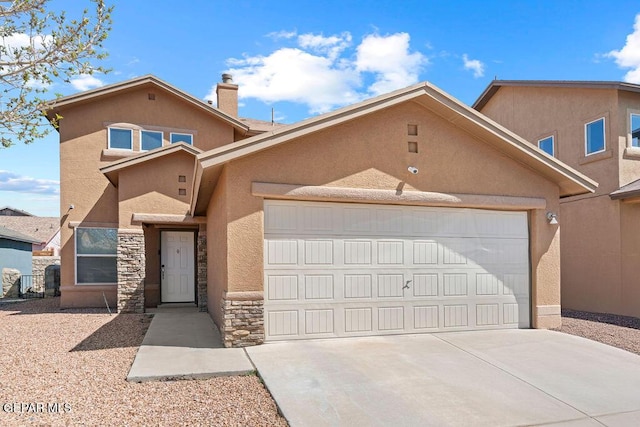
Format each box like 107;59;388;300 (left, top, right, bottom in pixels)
191;81;597;215
100;142;202;186
45;75;250;134
610;178;640;202
473;80;640;111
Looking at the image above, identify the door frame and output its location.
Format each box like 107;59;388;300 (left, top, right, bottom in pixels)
159;229;198;304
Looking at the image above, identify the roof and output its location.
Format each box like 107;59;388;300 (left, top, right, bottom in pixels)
100;142;203;186
473;80;640;111
0;225;41;244
0;206;34;216
45;74;251;134
0;217;59;243
610;178;640;200
192;81;598;215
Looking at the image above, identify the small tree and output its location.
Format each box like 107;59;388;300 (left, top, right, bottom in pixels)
0;0;112;147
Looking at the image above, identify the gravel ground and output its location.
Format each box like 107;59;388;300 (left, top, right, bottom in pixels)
553;309;640;355
0;298;287;427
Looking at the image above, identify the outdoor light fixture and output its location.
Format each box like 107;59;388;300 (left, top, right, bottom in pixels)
408;166;419;174
546;212;558;225
68;204;75;210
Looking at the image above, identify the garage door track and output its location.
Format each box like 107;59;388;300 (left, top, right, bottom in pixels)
246;330;640;426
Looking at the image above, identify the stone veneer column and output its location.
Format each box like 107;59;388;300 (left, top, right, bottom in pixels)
197;231;207;312
117;229;146;313
221;291;264;347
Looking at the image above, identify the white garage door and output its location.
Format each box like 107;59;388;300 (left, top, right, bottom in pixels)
263;200;530;341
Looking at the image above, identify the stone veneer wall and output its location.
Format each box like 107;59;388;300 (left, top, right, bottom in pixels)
221;292;264;347
117;230;145;313
32;256;60;295
197;231;207;312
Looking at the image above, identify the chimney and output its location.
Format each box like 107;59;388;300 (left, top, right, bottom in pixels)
216;73;238;117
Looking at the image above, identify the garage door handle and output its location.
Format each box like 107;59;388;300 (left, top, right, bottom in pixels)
404;280;412;290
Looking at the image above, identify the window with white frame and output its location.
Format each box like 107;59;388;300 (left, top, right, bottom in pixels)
76;228;117;284
170;132;193;144
141;130;163;151
538;135;554;156
631;113;640;147
108;128;133;150
585;117;605;155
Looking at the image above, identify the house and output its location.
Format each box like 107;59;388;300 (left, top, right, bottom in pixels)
474;80;640;318
0;216;61;255
0;206;34;216
0;226;39;298
46;75;596;347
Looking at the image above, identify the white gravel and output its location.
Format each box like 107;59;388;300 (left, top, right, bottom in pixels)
553;309;640;355
0;297;287;426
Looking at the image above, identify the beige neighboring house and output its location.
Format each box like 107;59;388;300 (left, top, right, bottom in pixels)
0;215;60;255
475;80;640;318
45;75;596;347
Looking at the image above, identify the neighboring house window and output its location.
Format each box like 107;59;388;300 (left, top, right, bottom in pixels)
76;228;117;284
631;113;640;147
141;130;163;151
170;133;193;144
585;118;605;155
108;128;133;150
538;136;554;156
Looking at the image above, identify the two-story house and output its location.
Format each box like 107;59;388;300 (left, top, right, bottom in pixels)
46;75;595;347
475;80;640;318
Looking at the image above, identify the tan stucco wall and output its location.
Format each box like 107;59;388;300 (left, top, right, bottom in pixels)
212;101;562;327
117;151;194;228
58;84;237;308
206;167;229;327
481;86;640;318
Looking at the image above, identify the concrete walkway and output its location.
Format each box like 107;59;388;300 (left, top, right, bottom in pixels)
247;330;640;427
127;307;253;382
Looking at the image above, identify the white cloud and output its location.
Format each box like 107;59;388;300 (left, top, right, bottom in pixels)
462;54;485;78
0;170;59;195
608;14;640;83
70;74;104;91
356;33;427;95
211;31;427;115
266;30;297;40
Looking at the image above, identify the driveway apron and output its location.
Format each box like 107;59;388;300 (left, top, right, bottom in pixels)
246;330;640;426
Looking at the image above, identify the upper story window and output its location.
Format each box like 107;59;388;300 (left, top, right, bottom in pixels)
631;113;640;147
585;117;605;155
108;128;133;150
170;133;193;145
538;135;554;156
141;130;163;151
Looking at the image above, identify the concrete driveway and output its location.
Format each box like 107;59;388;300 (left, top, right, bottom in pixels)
246;330;640;426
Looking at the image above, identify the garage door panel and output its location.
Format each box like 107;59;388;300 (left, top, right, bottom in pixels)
264;201;530;341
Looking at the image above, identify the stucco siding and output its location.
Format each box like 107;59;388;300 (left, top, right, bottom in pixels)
206;167;229;327
222;101;562;325
620;202;640;317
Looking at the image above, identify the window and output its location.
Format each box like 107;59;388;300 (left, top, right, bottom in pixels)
631;113;640;147
170;133;193;145
141;130;163;151
585;118;605;155
538;136;554;156
76;228;117;284
108;128;133;150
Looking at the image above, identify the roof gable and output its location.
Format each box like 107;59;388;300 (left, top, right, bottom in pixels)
101;142;202;186
46;75;250;133
192;81;598;215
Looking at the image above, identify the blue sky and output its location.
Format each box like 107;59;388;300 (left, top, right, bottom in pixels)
2;0;640;216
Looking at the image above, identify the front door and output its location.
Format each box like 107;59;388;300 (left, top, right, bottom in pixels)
161;231;195;303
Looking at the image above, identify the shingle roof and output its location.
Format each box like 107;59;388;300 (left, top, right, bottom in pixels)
610;178;640;200
0;225;40;244
0;217;59;243
0;206;34;216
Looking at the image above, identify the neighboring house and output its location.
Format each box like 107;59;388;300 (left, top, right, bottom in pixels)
0;206;33;216
474;80;640;318
46;75;596;347
0;216;61;255
0;226;39;297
